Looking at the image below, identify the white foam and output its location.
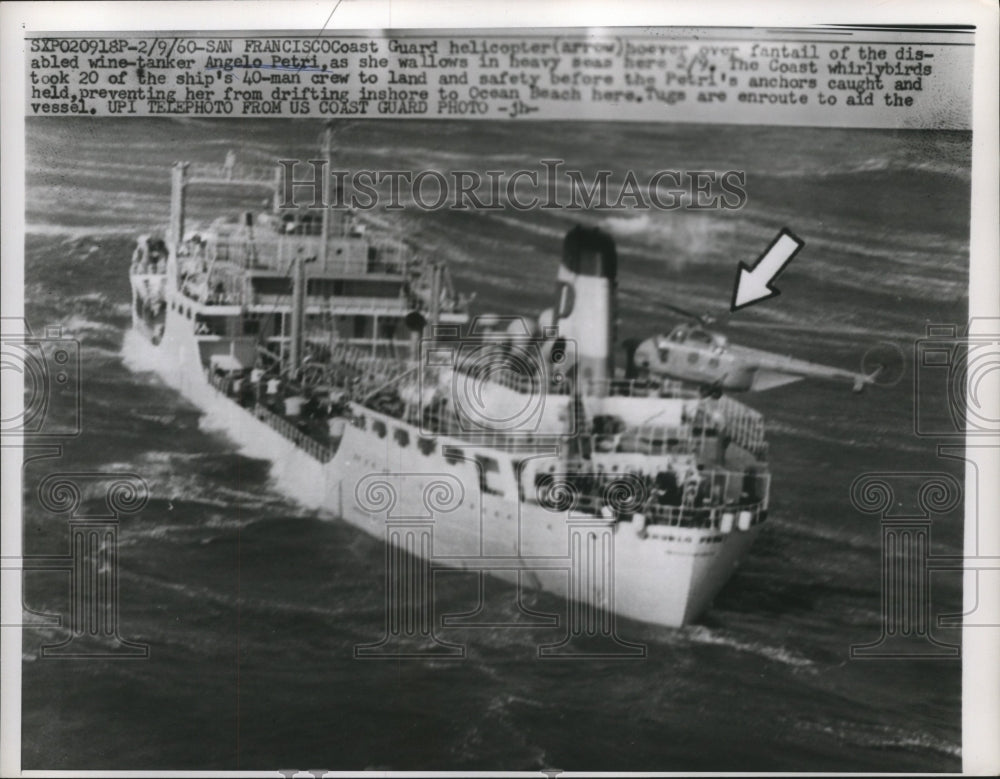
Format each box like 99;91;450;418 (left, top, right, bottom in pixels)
683;625;815;669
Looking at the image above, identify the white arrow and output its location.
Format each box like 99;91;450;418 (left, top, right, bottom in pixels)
730;228;805;312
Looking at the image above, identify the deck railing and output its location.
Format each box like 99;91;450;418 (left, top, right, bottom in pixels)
533;474;767;532
249;294;410;312
433;362;766;458
203;332;769;466
433;359;706;402
206;369;336;463
205;235;407;275
642;501;767;533
253;404;336;463
708;395;767;458
186;162;278;186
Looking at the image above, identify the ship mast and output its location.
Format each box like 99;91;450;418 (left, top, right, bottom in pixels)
169;162;188;251
289;249;306;379
290;123;336;379
429;261;442;330
319;122;333;268
565;370;592;465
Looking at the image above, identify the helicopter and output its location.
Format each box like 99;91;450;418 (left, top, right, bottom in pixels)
625;304;884;396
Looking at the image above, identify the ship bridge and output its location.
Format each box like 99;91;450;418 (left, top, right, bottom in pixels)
162;148;470;364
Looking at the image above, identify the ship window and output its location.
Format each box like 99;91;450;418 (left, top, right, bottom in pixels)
417;437;436;455
393;428;409;447
254;277;293;296
378;318;398;339
344;280;402;297
196;315;230;336
475;455;503;496
592;415;626;435
372;420;387;438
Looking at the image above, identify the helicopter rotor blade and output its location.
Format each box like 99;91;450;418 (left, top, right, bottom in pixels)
662;302;716;326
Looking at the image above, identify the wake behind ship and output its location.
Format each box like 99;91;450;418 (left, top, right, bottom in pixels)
127;131;772;634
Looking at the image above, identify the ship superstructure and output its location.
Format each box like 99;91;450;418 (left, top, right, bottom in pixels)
128;129;772;631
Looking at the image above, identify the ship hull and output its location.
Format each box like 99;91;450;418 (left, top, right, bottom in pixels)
126;301;764;629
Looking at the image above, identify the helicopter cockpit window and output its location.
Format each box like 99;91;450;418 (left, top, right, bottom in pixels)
689;330;713;345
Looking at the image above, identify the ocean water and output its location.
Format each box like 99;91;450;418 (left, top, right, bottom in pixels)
19;118;969;771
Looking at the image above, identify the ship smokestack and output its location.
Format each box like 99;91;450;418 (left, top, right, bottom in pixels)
555;226;617;395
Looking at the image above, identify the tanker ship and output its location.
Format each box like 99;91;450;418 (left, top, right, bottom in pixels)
127;130;771;635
